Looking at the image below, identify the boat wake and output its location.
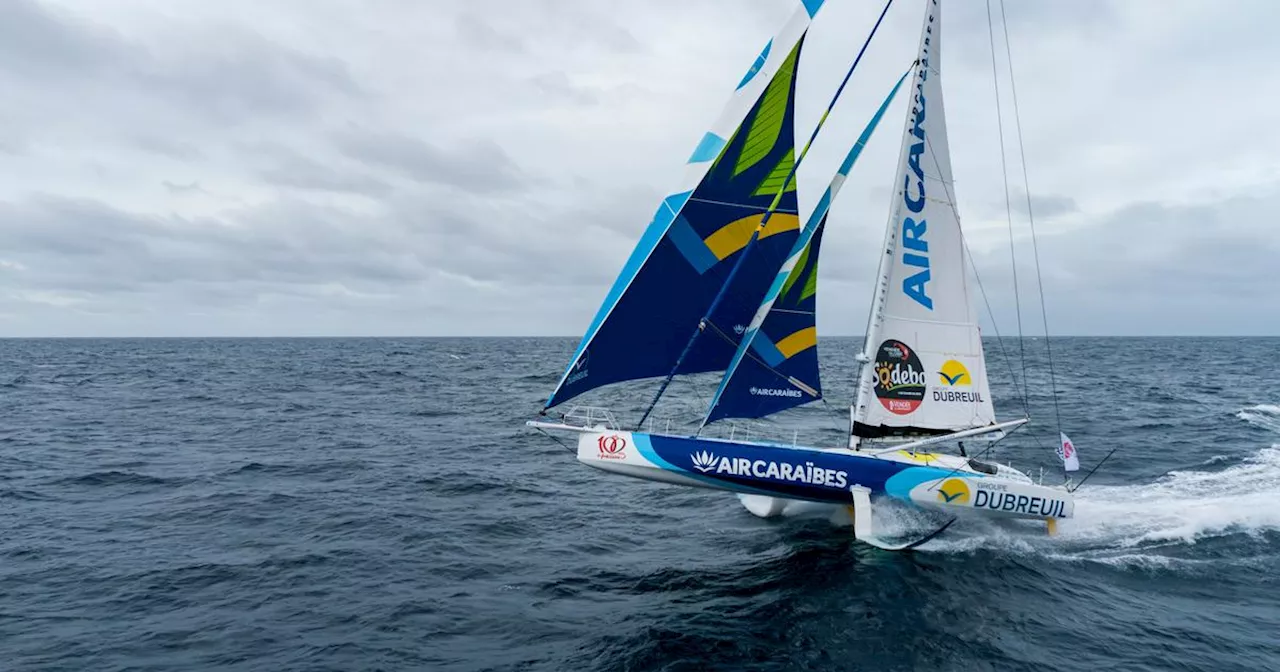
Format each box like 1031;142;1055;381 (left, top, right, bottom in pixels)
1059;444;1280;548
912;406;1280;562
755;406;1280;562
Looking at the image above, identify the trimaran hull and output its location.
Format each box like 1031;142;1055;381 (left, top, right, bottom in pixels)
576;429;1073;524
530;0;1080;546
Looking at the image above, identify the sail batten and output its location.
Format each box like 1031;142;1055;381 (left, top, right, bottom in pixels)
850;0;998;445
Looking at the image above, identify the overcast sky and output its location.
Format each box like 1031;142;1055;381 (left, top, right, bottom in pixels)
1;0;1276;337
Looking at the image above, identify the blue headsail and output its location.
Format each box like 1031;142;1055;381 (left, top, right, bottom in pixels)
545;8;818;410
702;70;910;425
704;219;828;422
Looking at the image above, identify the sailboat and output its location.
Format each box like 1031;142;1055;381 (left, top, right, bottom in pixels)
528;0;1075;549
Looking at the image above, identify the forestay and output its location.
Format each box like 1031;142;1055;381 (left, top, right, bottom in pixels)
851;0;998;443
545;4;823;410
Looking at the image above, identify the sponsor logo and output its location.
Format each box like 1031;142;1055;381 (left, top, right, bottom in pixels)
972;489;1067;518
691;450;718;473
596;434;626;460
687;450;848;489
937;360;969;386
566;350;589;386
932;359;985;404
873;339;925;415
936;478;971;504
749;386;803;398
900;42;934;311
1057;437;1076;462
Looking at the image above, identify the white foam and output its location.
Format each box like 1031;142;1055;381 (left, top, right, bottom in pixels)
1063;444;1280;545
1237;404;1280;433
773;407;1280;561
914;444;1280;559
1010;406;1280;553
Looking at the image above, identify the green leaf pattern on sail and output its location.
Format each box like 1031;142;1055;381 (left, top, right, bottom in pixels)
800;262;818;301
734;41;800;177
779;241;811;299
753;148;797;197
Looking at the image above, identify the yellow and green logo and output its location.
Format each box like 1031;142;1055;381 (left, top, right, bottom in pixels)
937;478;971;505
938;359;970;387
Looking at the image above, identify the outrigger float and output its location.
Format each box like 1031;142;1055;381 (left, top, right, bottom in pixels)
530;0;1081;550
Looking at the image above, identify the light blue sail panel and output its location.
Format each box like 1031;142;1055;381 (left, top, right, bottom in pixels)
702;71;909;424
705;220;826;423
737;39;772;90
545;38;807;409
687;132;727;163
801;0;825;18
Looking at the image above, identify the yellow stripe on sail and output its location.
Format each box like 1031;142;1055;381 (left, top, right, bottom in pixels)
703;213;800;261
774;326;816;359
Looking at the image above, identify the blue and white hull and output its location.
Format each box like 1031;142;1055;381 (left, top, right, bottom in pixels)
581;430;1073;523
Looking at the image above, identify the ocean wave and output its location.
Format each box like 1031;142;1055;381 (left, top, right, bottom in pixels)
50;470;186;488
0;488;55;501
1237;404;1280;433
224;460;368;478
1060;445;1280;549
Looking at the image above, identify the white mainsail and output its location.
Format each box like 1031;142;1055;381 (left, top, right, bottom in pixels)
851;0;997;446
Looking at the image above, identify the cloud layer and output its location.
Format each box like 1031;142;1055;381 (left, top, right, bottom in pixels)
1;0;1277;336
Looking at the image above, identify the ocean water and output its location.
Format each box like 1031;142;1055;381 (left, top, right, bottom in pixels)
1;336;1278;671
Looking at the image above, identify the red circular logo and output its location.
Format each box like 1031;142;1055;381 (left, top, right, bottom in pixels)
597;435;627;458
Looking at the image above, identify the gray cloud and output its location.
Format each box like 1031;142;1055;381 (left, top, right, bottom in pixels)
334;130;526;193
962;190;1280;336
0;0;129;76
0;0;359;126
256;149;391;197
1019;193;1078;220
0;0;1276;336
162;180;206;195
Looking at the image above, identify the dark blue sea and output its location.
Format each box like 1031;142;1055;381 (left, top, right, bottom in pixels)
2;337;1278;671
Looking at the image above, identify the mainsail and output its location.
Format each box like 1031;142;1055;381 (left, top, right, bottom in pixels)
851;0;998;444
545;6;820;410
702;71;910;425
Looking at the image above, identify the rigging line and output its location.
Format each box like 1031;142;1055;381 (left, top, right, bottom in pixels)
818;396;852;438
923;130;1032;419
1068;447;1118;493
700;320;845;435
737;63;916;435
704;320;808;393
924;136;1049;458
970;417;1025;461
986;0;1031;415
636;0;898;430
676;375;714;428
533;427;577;455
998;0;1063;435
921;420;1028;492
